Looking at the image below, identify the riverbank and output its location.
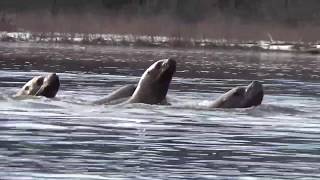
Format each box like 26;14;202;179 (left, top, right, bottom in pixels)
1;31;320;54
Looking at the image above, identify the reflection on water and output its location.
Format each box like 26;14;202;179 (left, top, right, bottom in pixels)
0;42;320;179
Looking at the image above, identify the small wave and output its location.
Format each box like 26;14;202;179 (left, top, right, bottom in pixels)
253;104;306;114
10;97;63;109
0;172;109;180
3;122;68;131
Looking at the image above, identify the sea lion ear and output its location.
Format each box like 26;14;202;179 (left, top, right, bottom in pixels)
36;77;44;86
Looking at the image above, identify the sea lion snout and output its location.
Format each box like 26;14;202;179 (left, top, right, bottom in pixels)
246;81;263;94
48;73;58;78
164;58;176;67
33;73;60;98
161;58;176;72
46;73;59;84
244;81;264;107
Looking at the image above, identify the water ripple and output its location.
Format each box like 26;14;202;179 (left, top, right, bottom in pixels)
0;43;320;179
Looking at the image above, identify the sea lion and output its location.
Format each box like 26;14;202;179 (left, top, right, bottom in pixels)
208;81;264;108
127;58;176;104
16;73;60;98
94;84;137;105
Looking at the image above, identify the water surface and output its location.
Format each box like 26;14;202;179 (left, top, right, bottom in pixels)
0;42;320;179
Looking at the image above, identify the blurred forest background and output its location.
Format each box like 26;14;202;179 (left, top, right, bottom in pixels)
1;0;320;41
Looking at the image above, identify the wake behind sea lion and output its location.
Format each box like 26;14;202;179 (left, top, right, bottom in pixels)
207;81;264;108
15;73;60;98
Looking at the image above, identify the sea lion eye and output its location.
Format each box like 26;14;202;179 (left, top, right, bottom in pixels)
24;86;29;90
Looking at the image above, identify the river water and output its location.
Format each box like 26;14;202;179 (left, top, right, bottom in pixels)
0;42;319;179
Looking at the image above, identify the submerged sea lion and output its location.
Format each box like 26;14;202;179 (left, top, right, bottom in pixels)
208;81;264;108
16;73;60;98
127;58;176;104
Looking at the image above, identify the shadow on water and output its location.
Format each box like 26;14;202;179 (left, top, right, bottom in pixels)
0;42;320;179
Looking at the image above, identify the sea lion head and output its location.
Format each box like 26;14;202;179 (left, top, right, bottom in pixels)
209;81;264;108
16;73;60;98
242;80;264;108
129;58;176;104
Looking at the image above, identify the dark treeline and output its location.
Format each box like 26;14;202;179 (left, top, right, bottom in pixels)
1;0;320;41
